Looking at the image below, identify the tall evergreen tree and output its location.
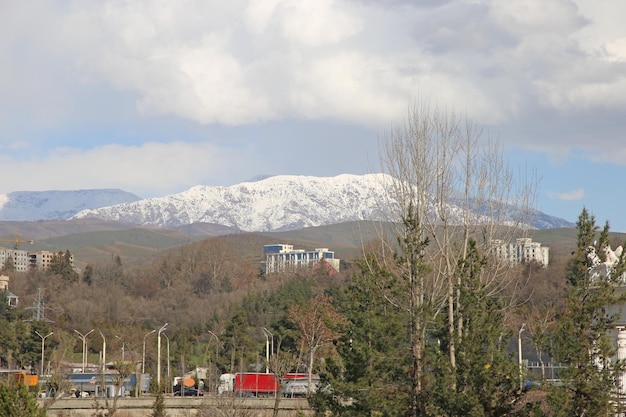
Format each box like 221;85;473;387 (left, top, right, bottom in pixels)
0;381;46;417
565;207;597;287
312;252;411;417
48;250;79;283
428;238;519;417
2;256;15;272
548;208;626;416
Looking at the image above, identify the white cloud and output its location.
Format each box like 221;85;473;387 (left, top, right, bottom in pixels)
0;141;251;197
547;188;585;201
2;0;626;163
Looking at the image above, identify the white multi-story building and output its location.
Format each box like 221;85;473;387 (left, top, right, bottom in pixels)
492;237;549;267
0;248;31;272
263;244;340;274
0;248;74;272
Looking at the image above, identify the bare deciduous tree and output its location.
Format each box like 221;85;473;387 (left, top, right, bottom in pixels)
367;98;537;415
288;294;345;395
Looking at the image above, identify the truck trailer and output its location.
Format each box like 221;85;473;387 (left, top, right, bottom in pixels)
219;372;319;397
235;372;279;397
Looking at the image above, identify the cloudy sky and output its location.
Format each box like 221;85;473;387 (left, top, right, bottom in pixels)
1;0;626;230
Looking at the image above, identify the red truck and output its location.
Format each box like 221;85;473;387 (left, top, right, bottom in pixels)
219;372;317;397
234;373;279;397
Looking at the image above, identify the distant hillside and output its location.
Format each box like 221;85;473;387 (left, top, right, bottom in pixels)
0;220;599;272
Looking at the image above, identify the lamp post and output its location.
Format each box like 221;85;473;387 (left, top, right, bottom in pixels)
35;331;53;376
142;330;156;374
261;327;273;373
208;331;219;393
74;329;94;373
208;331;219;363
98;330;107;375
157;323;169;389
518;323;526;390
115;335;125;361
162;333;170;391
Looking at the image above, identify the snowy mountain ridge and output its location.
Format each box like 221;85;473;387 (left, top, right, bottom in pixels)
69;173;574;231
71;174;394;231
0;174;573;231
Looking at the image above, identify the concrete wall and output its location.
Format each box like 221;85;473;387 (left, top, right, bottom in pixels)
41;396;313;417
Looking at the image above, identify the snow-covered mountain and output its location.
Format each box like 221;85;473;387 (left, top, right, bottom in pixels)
72;174;393;231
0;189;141;221
70;174;574;231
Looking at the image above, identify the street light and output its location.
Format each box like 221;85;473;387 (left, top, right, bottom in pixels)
74;329;94;373
98;330;107;375
208;330;219;363
162;333;170;388
518;323;526;390
157;323;169;389
261;327;273;373
142;329;156;374
208;331;219;393
115;335;125;361
35;331;53;376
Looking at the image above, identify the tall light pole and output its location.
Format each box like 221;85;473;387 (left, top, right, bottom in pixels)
74;329;94;373
261;327;273;373
208;331;219;393
115;335;125;361
208;331;219;363
157;323;169;389
98;330;107;375
162;333;171;389
518;323;526;390
142;329;156;374
35;331;53;376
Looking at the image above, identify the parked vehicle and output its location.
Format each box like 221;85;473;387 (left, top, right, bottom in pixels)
218;373;236;395
218;372;319;397
283;373;320;398
283;382;309;398
174;387;204;396
235;373;279;397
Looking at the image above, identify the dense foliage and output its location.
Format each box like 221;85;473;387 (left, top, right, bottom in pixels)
547;208;626;416
4;213;626;416
0;382;46;417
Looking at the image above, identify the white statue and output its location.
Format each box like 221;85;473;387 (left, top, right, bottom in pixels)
604;246;619;266
587;246;601;267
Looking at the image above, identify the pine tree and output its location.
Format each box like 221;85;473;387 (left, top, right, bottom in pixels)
0;381;46;417
150;390;167;417
428;238;519;417
548;208;626;416
311;252;411;417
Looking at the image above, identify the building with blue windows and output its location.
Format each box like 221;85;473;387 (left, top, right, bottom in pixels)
262;244;340;274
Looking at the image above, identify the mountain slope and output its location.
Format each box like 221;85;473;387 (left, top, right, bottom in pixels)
72;174;392;231
0;189;141;221
72;174;574;231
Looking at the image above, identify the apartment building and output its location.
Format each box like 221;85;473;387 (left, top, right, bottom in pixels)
0;248;31;272
0;247;74;272
263;244;341;274
492;237;549;267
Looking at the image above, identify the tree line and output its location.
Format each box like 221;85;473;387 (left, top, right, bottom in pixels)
2;102;626;417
